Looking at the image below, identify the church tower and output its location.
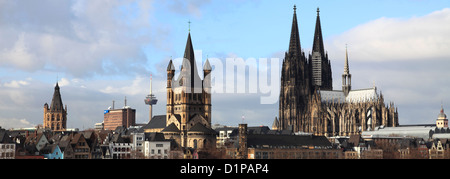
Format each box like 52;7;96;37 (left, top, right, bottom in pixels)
310;8;332;91
436;105;448;128
43;83;67;132
164;31;215;149
342;46;352;96
279;5;311;132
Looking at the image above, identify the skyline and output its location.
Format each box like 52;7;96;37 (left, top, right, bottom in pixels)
0;0;450;129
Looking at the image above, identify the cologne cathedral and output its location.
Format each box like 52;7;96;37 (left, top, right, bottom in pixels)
276;6;399;137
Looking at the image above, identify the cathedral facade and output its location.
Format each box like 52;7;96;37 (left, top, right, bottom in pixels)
162;32;216;149
277;6;399;137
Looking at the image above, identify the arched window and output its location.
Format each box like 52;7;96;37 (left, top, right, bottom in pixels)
193;139;197;149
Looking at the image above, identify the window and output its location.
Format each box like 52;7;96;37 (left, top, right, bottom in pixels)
156;144;163;147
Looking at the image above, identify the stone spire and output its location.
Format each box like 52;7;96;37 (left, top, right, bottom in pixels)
344;44;350;75
342;45;352;96
50;82;64;112
312;7;325;55
288;5;302;56
180;32;202;90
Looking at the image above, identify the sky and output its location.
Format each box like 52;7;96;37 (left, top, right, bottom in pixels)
0;0;449;130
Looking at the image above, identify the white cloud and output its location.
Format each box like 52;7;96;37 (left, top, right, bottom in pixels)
0;117;34;129
100;75;148;96
3;80;29;88
0;33;41;71
324;8;450;124
1;78;32;88
58;78;71;87
327;8;450;62
0;0;159;77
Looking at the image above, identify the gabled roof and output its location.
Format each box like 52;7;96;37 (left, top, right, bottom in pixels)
246;134;332;148
319;87;378;103
188;123;216;134
162;123;180;133
142;115;166;130
144;133;167;142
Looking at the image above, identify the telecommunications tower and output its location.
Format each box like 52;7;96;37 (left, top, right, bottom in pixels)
144;74;158;122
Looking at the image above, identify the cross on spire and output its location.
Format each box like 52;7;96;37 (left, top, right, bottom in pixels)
188;20;191;32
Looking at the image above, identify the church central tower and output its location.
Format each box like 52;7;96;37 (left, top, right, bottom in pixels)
164;31;215;149
43;83;67;132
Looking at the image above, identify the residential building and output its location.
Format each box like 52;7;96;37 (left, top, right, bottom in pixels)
71;133;91;159
42;144;63;159
215;126;237;148
108;133;132;159
0;127;15;159
143;133;171;159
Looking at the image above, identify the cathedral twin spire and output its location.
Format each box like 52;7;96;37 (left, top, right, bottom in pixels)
288;5;302;56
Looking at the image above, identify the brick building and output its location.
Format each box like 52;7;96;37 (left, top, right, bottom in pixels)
104;107;136;131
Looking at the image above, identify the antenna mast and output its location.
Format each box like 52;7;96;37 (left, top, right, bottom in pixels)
145;74;158;122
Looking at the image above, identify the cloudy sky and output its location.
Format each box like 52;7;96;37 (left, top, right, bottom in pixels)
0;0;449;130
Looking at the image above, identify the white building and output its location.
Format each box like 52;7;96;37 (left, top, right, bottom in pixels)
144;140;171;159
142;133;171;159
215;127;237;148
0;144;15;159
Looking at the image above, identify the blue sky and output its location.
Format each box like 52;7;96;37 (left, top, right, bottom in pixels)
0;0;449;130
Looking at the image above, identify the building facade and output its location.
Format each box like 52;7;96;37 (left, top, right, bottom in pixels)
277;6;399;137
163;31;216;150
103;107;136;131
43;83;67;132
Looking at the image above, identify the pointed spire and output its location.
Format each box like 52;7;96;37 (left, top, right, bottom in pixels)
288;4;302;56
183;32;199;78
167;57;175;71
203;58;212;71
180;31;202;89
312;7;325;55
344;44;350;74
50;82;64;112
